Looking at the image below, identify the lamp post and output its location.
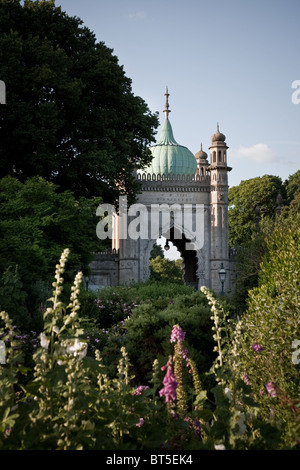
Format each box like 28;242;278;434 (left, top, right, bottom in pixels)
218;263;226;295
164;239;170;251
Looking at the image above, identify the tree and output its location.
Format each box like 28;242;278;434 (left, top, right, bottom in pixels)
149;256;184;284
228;175;283;247
0;175;102;327
150;242;165;260
282;169;300;218
229;170;300;312
0;0;158;203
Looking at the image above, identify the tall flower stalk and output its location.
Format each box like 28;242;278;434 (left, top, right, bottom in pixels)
201;286;227;383
171;325;188;417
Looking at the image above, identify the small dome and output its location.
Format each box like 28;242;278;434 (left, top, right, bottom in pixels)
211;123;226;142
195;143;208;161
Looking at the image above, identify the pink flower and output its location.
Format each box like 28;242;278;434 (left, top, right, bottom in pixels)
136;418;144;428
266;381;277;397
252;343;262;352
170;324;186;344
132;385;149;396
243;374;250;385
159;358;178;403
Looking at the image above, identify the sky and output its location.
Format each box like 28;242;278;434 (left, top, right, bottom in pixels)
54;0;300;191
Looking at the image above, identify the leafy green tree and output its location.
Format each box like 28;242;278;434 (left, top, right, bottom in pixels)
230;232;267;314
0;175;101;327
150;242;164;260
282;169;300;219
284;169;300;204
229;171;300;311
228;175;283;247
0;0;158;203
149;256;184;284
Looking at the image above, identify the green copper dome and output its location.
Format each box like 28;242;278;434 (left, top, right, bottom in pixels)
141;89;197;177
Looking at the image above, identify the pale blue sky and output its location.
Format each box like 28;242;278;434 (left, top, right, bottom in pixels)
55;0;300;188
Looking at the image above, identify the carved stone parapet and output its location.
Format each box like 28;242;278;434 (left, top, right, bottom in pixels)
137;172;211;192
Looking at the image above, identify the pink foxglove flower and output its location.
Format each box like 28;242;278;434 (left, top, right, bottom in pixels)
159;358;178;403
170;324;186;344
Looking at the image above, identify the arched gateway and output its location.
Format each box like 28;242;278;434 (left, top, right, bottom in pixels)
89;89;234;294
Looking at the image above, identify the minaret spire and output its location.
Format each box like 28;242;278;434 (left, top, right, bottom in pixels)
163;86;171;120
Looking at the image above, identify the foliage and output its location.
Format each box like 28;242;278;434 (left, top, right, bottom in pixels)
282;169;300;219
79;281;194;328
230;231;267;314
149;256;184;284
149;242;164;259
0;265;29;330
228;175;283;247
0;250;214;450
121;291;217;388
229;170;300;312
79;282;214;387
235;221;300;447
0;0;159;203
0;175;101;329
0;249;299;450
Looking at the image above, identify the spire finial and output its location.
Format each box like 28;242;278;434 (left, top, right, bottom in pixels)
217;122;220;132
163;86;171;119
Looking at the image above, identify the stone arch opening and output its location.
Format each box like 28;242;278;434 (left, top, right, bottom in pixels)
161;226;198;288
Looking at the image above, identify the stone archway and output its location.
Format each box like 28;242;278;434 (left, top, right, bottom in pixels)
141;221;201;289
162;226;198;288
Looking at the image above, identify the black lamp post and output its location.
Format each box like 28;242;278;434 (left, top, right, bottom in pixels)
218;263;226;295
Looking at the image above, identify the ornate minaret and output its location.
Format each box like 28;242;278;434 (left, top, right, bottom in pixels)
209;124;232;293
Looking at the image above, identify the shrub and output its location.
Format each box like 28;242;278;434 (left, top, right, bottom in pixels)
123;291;216;388
1;246;298;450
0;250;210;450
234;223;300;447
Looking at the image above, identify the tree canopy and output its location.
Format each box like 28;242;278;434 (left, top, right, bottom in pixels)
228;170;300;312
228;175;283;247
0;175;103;328
0;0;159;203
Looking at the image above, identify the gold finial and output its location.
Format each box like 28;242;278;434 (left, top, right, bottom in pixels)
163;86;171;119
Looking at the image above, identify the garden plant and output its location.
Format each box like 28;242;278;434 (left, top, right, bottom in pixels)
0;225;299;449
